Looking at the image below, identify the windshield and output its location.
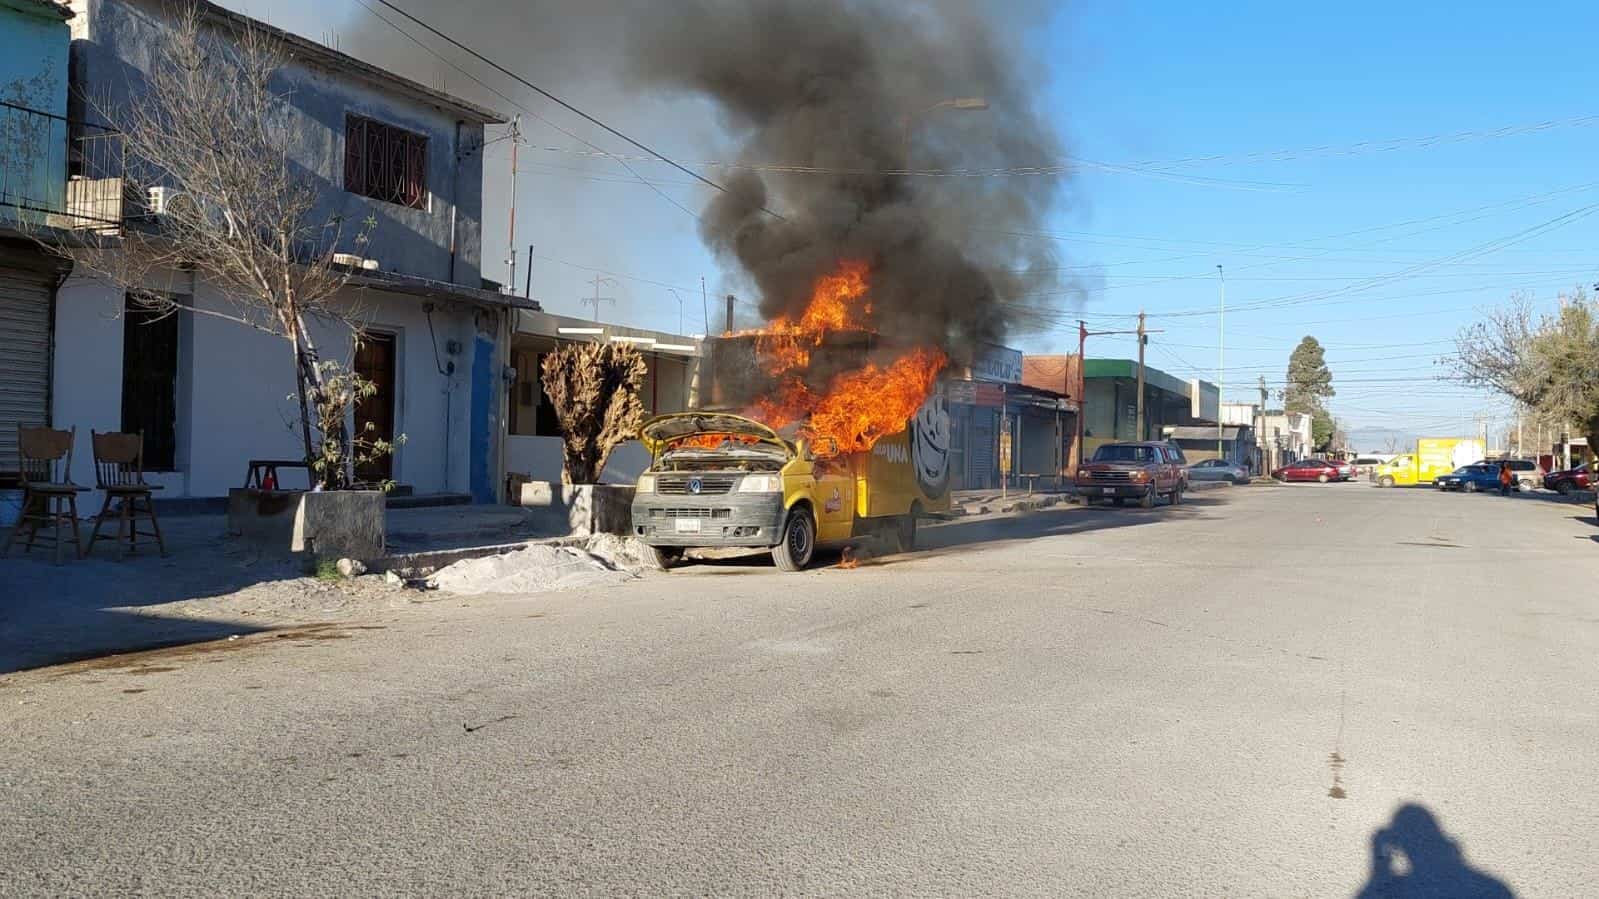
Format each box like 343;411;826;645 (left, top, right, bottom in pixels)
1093;445;1154;463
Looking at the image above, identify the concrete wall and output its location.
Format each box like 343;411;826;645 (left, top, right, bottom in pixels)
52;271;484;506
0;0;72;214
66;0;487;285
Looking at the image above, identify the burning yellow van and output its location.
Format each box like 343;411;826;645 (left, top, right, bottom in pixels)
631;397;952;572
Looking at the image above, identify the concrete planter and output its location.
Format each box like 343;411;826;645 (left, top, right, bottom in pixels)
226;488;386;560
563;484;635;536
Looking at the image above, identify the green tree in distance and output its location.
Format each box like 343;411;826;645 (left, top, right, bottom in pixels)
1286;336;1337;450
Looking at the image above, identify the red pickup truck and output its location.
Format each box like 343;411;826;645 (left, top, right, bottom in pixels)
1073;441;1188;508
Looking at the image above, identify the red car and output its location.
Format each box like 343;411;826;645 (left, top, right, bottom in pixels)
1543;462;1592;494
1272;458;1344;483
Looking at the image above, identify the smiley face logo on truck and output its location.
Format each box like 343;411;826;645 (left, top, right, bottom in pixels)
911;394;952;497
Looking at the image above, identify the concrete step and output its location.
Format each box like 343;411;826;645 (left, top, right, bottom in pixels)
386;492;472;509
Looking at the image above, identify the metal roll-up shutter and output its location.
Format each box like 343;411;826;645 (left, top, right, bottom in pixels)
0;263;54;475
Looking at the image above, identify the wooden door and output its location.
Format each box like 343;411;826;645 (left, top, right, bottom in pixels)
353;332;396;484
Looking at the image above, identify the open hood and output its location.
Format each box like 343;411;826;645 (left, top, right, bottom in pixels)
640;412;788;454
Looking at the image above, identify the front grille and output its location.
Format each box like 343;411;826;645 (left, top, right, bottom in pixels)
1090;470;1134;482
650;507;733;519
658;475;737;495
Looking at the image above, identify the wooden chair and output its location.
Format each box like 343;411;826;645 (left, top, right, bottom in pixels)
87;430;166;558
2;426;88;564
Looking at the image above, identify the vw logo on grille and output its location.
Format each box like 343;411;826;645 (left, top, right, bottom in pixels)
688;477;703;495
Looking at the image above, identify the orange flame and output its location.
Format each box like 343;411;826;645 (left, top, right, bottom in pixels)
743;261;945;454
838;546;860;569
669;433;762;451
756;261;872;371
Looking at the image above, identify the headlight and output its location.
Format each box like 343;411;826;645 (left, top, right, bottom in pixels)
1130;470;1149;483
635;474;656;493
739;473;783;493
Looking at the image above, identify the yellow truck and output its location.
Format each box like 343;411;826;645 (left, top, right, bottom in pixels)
1372;438;1487;487
630;397;953;572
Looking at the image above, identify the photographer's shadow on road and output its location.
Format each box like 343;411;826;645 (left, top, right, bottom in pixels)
1355;804;1514;899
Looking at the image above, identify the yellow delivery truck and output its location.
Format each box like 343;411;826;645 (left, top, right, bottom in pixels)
1372;438;1486;487
630;395;953;572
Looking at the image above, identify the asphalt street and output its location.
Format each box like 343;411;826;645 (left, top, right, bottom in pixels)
3;484;1597;896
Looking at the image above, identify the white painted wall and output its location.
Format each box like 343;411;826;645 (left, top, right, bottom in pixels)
51;272;483;506
505;436;651;487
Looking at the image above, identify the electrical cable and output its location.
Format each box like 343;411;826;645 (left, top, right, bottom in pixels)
366;0;783;221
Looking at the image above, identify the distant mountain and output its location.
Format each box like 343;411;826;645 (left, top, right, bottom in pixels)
1346;426;1419;454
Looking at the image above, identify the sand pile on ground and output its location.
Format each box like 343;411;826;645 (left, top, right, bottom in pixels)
426;541;643;595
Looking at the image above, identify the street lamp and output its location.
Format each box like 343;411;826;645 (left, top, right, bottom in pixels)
666;288;685;335
901;97;990;161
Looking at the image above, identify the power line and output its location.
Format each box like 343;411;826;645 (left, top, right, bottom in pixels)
352;0;705;226
365;0;782;221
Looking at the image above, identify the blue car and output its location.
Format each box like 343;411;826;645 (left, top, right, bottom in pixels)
1435;464;1503;492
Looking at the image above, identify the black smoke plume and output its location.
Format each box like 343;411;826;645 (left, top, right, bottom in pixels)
625;0;1067;363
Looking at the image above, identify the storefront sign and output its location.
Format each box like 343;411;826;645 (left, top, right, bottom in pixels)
948;380;1006;407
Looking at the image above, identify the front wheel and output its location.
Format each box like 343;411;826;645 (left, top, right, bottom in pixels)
1557;481;1574;496
1379;476;1395;488
1317;473;1330;484
1139;485;1156;509
772;508;816;572
643;544;684;571
1465;481;1478;493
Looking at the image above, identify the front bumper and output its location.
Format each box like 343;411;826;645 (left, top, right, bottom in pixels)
1074;481;1153;498
632;492;787;547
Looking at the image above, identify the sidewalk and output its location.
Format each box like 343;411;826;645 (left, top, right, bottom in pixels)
0;504;572;674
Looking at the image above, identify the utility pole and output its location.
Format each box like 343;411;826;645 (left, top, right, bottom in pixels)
1217;264;1225;459
523;243;533;299
505;116;521;296
700;276;710;335
1074;318;1159;475
1135;311;1147;440
1258;375;1268;474
581;275;617;322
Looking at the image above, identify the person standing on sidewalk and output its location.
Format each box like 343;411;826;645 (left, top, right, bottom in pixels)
1498;460;1514;496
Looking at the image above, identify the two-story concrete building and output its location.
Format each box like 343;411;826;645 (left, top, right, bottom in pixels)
32;0;532;510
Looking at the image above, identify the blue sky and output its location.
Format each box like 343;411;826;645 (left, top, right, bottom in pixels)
228;0;1599;449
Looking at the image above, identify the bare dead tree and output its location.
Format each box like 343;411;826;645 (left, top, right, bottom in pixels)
540;343;647;484
1455;290;1599;448
37;3;374;487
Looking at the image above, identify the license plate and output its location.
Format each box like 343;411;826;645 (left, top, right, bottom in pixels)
1082;487;1102;495
674;518;701;533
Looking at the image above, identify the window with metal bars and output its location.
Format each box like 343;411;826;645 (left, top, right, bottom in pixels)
344;114;428;209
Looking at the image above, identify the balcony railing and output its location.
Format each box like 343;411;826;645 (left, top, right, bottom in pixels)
0;99;125;230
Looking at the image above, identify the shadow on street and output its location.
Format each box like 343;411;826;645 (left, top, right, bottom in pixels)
670;496;1225;575
1354;804;1514;899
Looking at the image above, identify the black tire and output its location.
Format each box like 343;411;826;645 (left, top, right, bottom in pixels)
1557;481;1574;496
772;507;816;572
1464;481;1478;493
1170;485;1183;505
1139;485;1156;509
643;544;684;571
1379;476;1395;488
